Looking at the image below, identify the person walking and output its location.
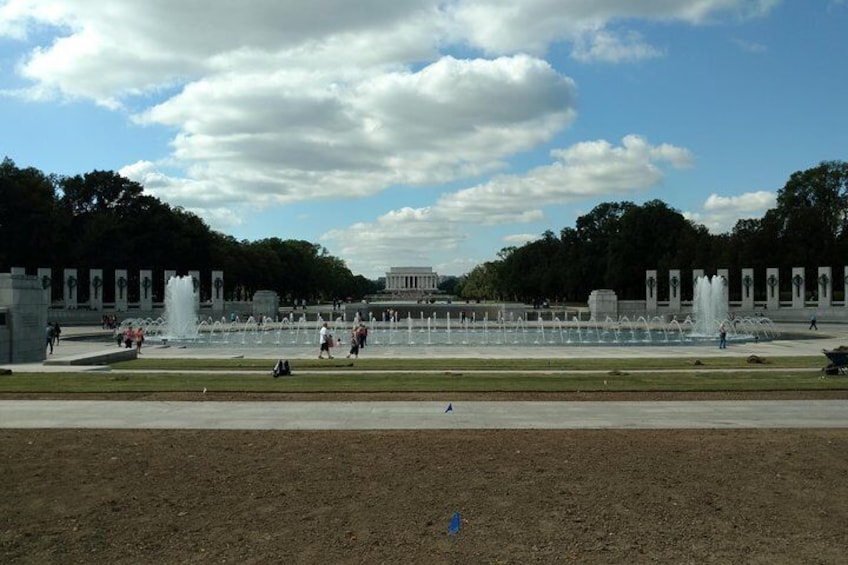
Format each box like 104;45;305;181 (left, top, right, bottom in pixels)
45;322;54;354
123;326;134;348
357;323;368;349
134;327;145;354
346;328;360;359
51;322;61;348
809;314;818;330
318;322;333;359
718;322;727;349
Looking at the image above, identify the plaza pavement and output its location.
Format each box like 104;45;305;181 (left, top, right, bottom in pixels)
2;322;848;430
9;321;848;366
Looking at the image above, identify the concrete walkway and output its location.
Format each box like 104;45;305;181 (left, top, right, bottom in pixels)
2;400;848;430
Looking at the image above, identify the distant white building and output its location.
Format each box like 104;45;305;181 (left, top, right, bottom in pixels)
384;267;439;296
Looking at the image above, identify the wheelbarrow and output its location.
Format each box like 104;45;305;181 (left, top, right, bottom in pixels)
822;350;848;375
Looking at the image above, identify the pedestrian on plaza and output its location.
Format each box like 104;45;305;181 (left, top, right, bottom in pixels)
45;322;54;354
346;328;360;359
135;327;145;354
123;326;134;349
357;323;368;349
718;322;728;349
318;322;333;359
51;322;61;348
810;314;818;330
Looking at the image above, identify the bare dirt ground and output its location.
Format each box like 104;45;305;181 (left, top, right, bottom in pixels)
3;392;848;564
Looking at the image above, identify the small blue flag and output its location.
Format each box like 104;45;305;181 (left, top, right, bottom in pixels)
444;403;453;413
448;511;460;534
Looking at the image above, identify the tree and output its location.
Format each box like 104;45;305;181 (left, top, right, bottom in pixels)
459;262;500;301
771;161;848;268
0;158;65;269
606;200;699;299
59;170;143;215
574;202;634;294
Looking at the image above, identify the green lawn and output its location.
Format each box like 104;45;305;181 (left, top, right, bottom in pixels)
107;356;826;372
0;355;844;393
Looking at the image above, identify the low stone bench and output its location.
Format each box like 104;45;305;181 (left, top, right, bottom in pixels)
44;348;138;366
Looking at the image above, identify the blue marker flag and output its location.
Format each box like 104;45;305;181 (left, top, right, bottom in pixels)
448;511;461;535
444;403;453;413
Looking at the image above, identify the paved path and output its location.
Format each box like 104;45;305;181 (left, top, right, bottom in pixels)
2;400;848;430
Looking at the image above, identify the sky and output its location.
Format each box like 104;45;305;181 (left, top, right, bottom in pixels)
1;1;846;280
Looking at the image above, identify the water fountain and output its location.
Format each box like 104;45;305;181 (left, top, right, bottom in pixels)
163;275;199;340
692;275;729;336
117;272;774;348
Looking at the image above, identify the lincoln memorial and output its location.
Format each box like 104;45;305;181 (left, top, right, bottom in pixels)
384;267;439;298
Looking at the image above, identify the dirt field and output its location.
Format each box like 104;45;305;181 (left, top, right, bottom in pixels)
3;394;848;564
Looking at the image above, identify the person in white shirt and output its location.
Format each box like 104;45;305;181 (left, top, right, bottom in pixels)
318;322;333;359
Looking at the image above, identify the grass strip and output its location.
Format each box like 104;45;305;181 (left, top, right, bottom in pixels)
109;356;827;372
1;370;845;394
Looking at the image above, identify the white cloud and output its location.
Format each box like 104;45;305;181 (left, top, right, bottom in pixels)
1;0;777;276
446;0;777;58
121;54;576;215
703;191;775;212
435;135;692;225
572;30;663;63
685;190;776;233
731;38;768;53
323;135;693;275
502;233;541;245
321;206;469;277
2;1;768;219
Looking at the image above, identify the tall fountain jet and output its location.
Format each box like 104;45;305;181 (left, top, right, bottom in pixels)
692;275;729;336
164;276;199;339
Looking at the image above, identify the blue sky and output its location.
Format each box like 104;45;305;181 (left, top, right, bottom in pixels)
1;1;846;279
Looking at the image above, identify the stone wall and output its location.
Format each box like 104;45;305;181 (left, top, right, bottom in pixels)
0;273;48;363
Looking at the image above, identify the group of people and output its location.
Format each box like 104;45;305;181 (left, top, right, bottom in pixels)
45;321;61;354
100;314;119;330
116;326;145;353
318;322;368;359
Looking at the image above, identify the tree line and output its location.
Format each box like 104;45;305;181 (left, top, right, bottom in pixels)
3;157;846;305
455;160;848;304
0;158;377;304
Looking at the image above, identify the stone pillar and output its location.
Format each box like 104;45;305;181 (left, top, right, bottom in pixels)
252;290;278;319
817;266;833;308
740;268;755;312
692;268;705;298
645;269;658;313
211;270;224;315
791;267;805;309
588;289;618;320
164;270;176;288
844;266;848;308
115;269;128;312
139;270;153;312
89;268;104;311
668;269;681;312
63;268;78;309
766;268;780;311
188;270;200;309
716;270;730;316
37;267;52;307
